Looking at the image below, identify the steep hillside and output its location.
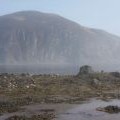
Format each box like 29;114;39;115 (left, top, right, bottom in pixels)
0;11;120;71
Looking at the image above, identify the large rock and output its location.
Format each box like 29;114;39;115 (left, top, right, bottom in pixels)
78;65;94;75
96;105;120;113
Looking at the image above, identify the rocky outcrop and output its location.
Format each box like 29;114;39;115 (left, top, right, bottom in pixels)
78;65;94;75
110;72;120;77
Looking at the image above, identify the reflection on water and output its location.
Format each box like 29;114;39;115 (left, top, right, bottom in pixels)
58;99;120;120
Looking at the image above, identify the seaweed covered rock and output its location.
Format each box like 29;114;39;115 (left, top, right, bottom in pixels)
5;113;55;120
96;105;120;113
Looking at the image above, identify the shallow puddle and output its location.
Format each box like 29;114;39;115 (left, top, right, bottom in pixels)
1;99;120;120
57;99;120;120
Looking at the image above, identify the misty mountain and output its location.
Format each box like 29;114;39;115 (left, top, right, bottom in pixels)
0;11;120;71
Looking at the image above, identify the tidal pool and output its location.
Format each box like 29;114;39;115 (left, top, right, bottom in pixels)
57;99;120;120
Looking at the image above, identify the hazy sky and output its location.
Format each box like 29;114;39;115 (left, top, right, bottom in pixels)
1;0;120;36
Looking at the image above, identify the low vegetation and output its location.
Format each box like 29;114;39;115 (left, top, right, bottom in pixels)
0;65;120;118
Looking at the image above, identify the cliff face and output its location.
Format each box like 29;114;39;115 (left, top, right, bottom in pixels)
0;11;120;70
